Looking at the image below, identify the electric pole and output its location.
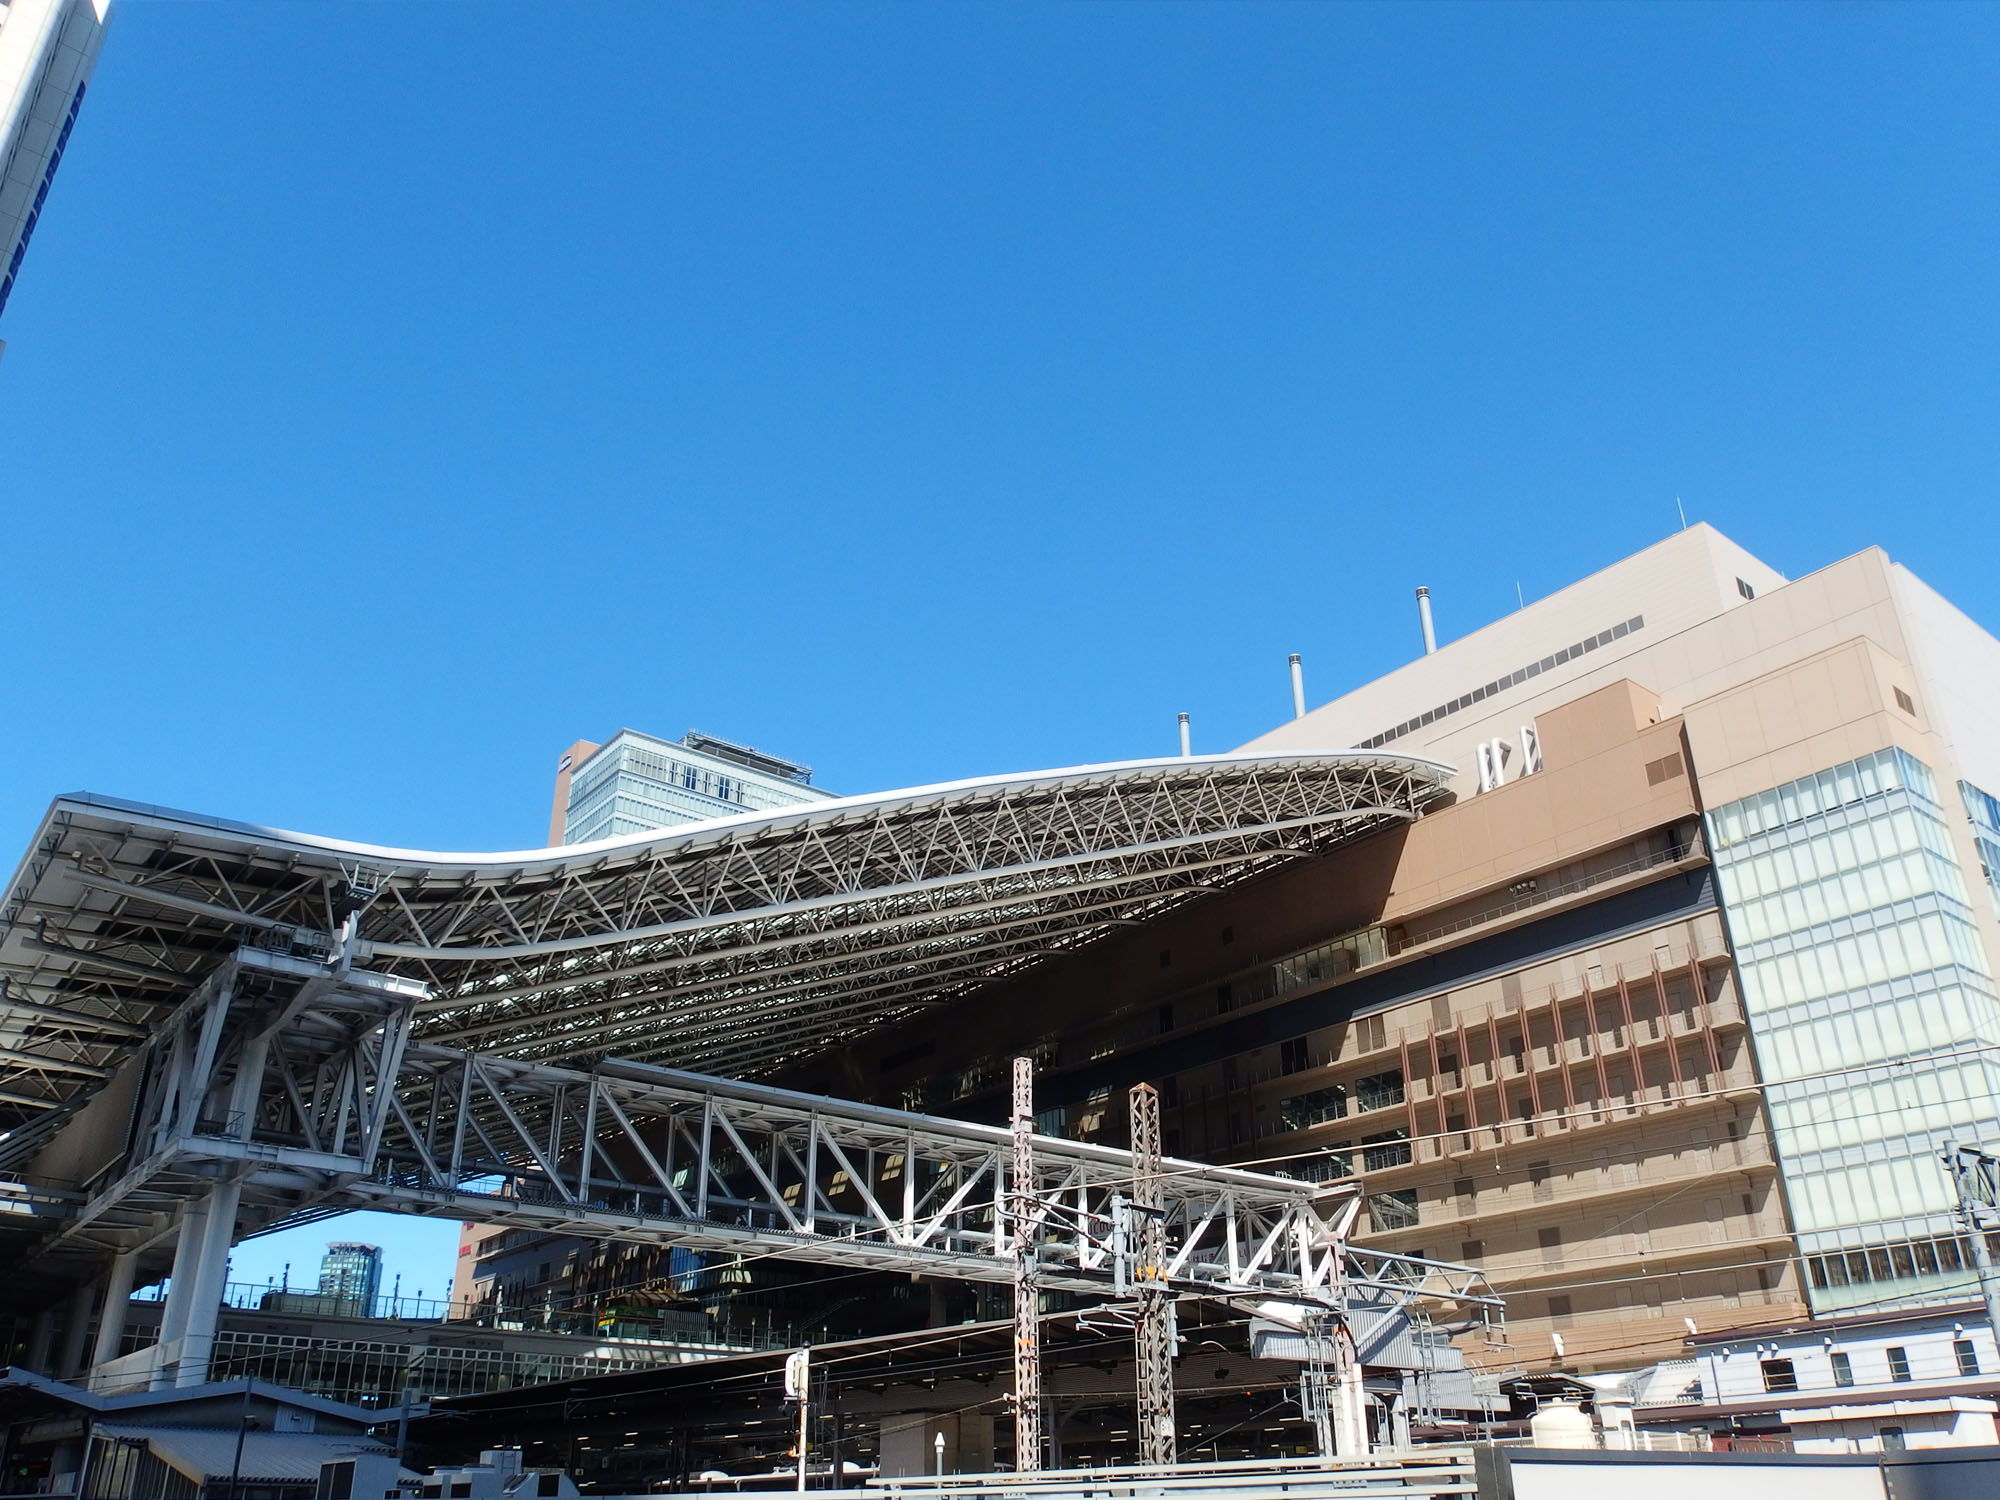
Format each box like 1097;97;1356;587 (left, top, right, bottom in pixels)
785;1347;811;1492
1129;1083;1176;1466
1942;1141;2000;1346
1011;1057;1044;1473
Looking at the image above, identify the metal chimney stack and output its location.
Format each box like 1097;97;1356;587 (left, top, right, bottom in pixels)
1288;654;1306;719
1416;587;1437;655
1177;713;1191;757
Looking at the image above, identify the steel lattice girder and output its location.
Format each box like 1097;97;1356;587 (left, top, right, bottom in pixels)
6;945;1502;1316
0;753;1450;1121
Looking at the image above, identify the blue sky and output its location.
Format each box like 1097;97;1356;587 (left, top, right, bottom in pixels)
6;1;1998;1299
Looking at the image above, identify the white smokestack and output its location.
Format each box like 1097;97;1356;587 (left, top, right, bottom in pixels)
1288;654;1305;719
1416;586;1437;655
1177;712;1191;758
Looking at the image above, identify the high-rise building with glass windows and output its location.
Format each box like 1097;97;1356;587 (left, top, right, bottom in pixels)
453;726;840;1320
317;1241;383;1319
0;0;110;330
547;729;835;846
1706;749;2000;1310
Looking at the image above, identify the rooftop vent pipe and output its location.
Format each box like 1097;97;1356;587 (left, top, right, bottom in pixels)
1288;654;1305;719
1177;712;1191;758
1416;586;1437;655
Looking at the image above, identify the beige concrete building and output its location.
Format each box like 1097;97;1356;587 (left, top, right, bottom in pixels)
785;525;2000;1374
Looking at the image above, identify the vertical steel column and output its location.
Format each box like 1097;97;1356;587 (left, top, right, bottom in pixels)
155;1197;211;1360
1299;1316;1336;1458
174;1179;243;1387
1129;1083;1176;1466
1010;1058;1042;1473
57;1279;95;1379
25;1305;57;1375
90;1248;142;1372
1943;1143;2000;1349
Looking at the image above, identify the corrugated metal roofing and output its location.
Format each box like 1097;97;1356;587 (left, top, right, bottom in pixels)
94;1424;399;1485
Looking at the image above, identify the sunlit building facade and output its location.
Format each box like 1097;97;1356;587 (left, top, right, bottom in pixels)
775;526;2000;1369
453;527;2000;1374
0;0;109;326
549;729;834;846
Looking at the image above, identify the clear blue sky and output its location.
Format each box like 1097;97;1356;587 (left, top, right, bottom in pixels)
6;2;1998;1300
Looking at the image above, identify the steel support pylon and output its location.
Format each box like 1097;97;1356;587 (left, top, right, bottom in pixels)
1942;1141;2000;1346
1011;1057;1043;1472
1130;1082;1176;1466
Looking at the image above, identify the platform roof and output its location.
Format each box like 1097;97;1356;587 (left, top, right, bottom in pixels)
0;751;1450;1128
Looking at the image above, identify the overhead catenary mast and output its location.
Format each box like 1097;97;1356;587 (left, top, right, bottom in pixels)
1011;1057;1043;1472
1129;1082;1177;1467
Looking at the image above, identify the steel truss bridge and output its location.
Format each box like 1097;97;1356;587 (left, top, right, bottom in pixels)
8;939;1494;1389
28;942;1447;1298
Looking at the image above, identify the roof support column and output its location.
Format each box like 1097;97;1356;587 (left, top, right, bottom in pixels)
58;1277;95;1379
173;1177;242;1387
25;1301;57;1375
90;1247;142;1373
154;1195;211;1366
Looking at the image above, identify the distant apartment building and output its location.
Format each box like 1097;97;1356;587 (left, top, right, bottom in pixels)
318;1242;382;1319
0;0;110;329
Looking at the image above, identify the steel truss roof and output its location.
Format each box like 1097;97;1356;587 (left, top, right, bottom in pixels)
0;752;1449;1126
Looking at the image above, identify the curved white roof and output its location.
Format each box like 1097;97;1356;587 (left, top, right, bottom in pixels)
0;751;1450;1118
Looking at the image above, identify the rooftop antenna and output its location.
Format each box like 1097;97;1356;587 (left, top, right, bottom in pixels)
1415;587;1437;655
1515;582;1524;611
1177;713;1191;758
1676;496;1688;531
1288;654;1306;719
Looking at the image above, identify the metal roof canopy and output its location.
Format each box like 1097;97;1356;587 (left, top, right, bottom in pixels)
0;752;1450;1125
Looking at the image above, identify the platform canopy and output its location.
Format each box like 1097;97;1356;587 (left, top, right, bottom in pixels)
0;751;1450;1124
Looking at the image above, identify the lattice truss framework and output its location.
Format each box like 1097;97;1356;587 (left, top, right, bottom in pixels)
0;754;1449;1123
20;945;1445;1316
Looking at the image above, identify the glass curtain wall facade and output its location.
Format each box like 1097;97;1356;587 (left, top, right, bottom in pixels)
563;731;830;843
1962;780;2000;913
1708;748;2000;1312
318;1242;384;1318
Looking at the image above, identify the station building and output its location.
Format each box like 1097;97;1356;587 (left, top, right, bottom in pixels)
435;525;2000;1376
7;522;2000;1429
770;525;2000;1370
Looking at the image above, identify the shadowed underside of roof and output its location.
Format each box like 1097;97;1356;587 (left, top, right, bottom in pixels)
0;752;1451;1129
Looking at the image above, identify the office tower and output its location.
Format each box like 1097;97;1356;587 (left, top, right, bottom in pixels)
318;1241;383;1319
549;729;835;846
